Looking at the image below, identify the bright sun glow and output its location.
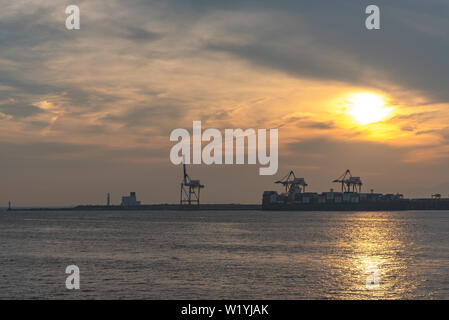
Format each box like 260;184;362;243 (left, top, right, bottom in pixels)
347;93;393;125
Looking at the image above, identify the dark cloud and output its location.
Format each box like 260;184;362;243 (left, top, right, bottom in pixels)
123;26;161;41
0;70;55;96
100;105;184;128
0;8;64;48
401;126;415;132
203;0;449;102
416;129;437;135
298;121;335;130
391;112;437;122
0;103;42;118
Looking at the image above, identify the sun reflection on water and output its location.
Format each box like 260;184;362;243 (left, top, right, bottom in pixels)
333;212;415;299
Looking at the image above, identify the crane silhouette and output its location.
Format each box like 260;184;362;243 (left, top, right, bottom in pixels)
332;169;362;193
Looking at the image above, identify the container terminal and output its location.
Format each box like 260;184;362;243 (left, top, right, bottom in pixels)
262;169;449;211
5;166;449;212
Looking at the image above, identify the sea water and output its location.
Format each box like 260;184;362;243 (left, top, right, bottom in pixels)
0;210;448;299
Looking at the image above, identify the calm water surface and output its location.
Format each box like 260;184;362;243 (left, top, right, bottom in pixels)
0;210;448;299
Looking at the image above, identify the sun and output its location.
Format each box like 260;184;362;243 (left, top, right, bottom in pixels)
346;93;393;125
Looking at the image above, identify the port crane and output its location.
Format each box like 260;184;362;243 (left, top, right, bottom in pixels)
333;169;362;193
275;171;308;200
180;155;204;206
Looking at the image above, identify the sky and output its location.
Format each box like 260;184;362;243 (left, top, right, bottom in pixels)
1;0;449;206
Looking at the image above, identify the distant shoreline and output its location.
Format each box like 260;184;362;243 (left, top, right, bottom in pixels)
6;204;262;211
7;201;449;212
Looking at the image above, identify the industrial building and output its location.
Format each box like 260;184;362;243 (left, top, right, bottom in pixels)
121;192;141;207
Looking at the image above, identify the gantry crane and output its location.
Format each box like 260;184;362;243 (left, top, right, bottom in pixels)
275;171;308;201
333;169;362;193
180;156;204;206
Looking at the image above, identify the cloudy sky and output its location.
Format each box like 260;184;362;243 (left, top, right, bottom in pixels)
1;0;449;206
